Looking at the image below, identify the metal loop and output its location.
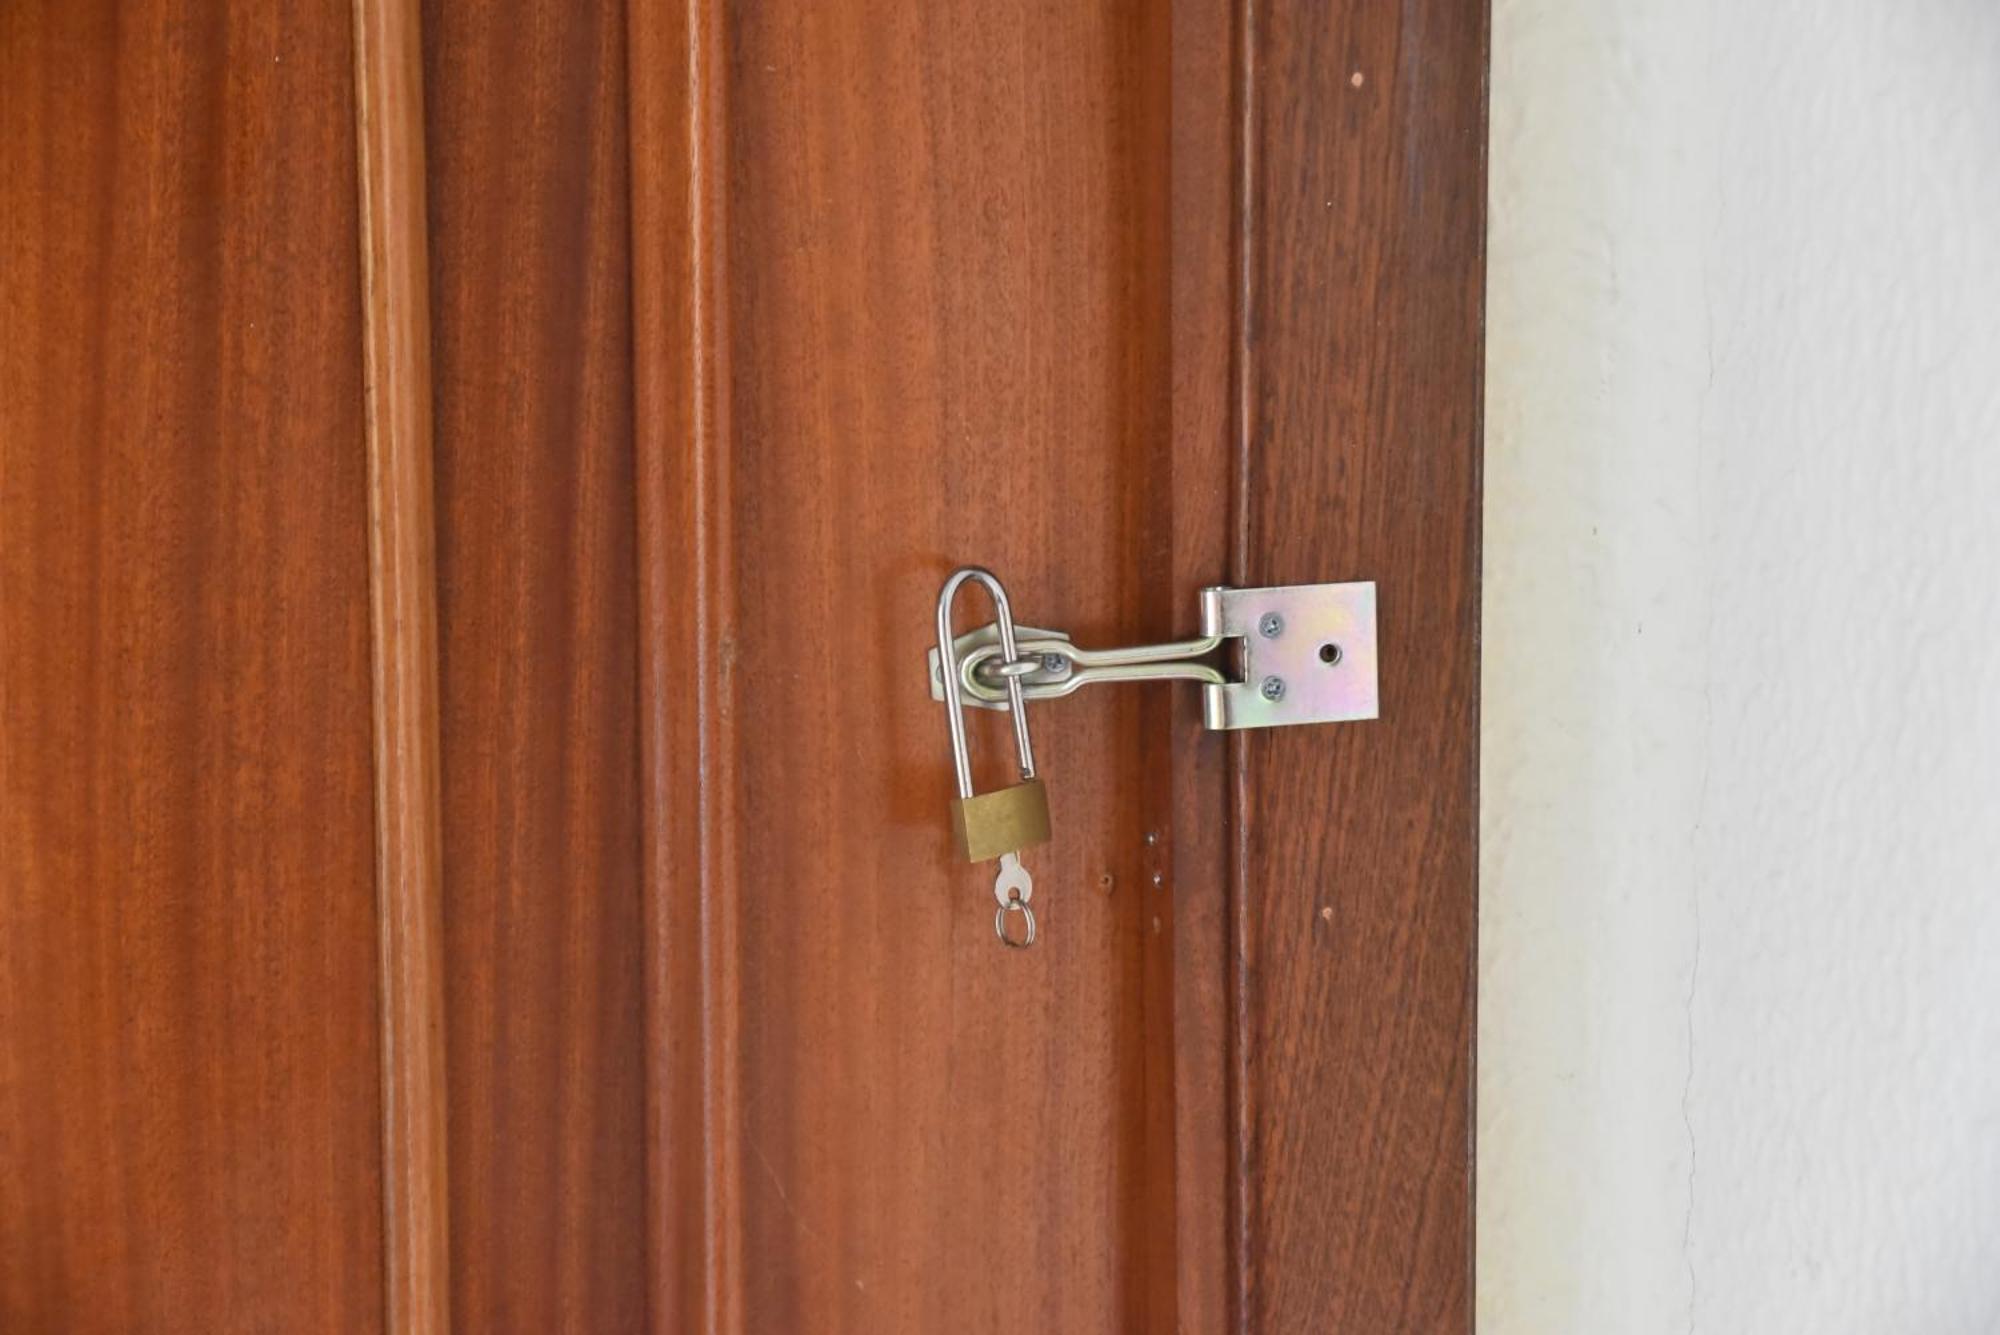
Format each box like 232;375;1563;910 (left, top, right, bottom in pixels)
994;894;1037;949
988;655;1043;679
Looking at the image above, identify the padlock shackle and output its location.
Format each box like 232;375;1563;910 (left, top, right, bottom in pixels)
935;566;1036;799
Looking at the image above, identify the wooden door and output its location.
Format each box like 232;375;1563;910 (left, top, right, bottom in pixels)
1;0;1482;1331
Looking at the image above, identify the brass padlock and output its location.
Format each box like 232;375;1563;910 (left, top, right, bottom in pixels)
951;777;1051;863
937;566;1051;946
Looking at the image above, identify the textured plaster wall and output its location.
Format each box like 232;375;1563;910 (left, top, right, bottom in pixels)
1480;1;2000;1331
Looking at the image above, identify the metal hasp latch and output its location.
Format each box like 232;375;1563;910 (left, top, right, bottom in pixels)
927;582;1379;730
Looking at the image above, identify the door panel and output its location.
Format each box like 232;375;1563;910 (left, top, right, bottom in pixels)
0;3;385;1330
421;0;649;1328
716;2;1179;1329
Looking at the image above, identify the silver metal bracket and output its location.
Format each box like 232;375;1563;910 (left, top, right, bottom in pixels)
926;582;1378;731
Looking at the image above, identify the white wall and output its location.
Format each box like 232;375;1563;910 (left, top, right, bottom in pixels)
1480;1;2000;1330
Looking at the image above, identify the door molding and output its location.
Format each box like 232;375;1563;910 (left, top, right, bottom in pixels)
352;0;451;1330
628;2;744;1331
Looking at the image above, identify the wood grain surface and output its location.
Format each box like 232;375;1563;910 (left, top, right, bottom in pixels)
628;0;743;1330
1227;1;1485;1329
354;0;452;1328
421;0;650;1330
0;0;1482;1328
633;2;1193;1329
0;3;387;1331
1164;1;1240;1328
624;0;1484;1329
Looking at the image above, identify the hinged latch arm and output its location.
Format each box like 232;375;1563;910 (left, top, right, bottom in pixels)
926;582;1378;731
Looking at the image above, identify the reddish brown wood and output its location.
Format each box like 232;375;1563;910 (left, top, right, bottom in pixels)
627;2;1193;1329
1165;2;1242;1330
420;0;651;1329
0;1;1480;1327
1225;1;1485;1329
353;0;452;1328
618;1;1483;1328
0;3;386;1331
628;0;747;1329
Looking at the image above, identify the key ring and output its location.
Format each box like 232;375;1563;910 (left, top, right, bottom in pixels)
991;851;1035;948
994;892;1036;948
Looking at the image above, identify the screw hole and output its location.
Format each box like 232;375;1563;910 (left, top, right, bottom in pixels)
1318;643;1343;666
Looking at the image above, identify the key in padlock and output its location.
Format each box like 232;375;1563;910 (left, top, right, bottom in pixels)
936;567;1052;946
